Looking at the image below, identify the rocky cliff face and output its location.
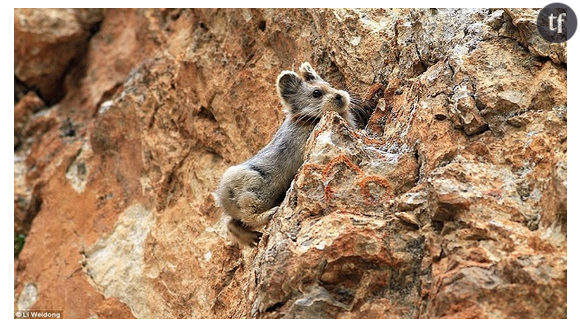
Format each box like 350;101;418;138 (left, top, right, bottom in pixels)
14;8;566;318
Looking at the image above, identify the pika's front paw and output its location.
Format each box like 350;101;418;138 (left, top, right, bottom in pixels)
227;218;263;247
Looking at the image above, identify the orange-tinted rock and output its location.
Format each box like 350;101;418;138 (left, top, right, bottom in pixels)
14;8;566;319
14;9;103;104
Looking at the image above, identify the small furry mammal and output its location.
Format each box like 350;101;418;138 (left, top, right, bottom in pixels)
216;62;355;247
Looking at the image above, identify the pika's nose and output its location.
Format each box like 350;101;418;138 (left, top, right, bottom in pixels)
334;93;344;107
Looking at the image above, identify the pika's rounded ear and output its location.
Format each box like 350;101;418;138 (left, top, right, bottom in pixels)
299;62;321;81
276;71;302;103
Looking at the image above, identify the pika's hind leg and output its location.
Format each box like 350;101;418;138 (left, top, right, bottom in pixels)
237;192;279;228
227;206;279;247
227;218;262;247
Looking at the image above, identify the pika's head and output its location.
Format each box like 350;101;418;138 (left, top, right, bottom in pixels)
276;62;353;126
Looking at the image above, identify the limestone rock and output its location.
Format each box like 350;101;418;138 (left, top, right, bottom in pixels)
504;8;567;64
14;8;566;319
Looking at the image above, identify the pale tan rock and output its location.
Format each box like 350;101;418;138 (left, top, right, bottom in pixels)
504;8;567;64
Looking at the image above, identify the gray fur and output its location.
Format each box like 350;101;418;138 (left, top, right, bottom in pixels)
216;62;354;247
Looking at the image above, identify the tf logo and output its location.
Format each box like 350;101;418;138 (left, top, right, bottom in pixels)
537;3;577;43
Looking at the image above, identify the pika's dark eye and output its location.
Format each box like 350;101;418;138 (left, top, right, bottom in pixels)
312;89;322;98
